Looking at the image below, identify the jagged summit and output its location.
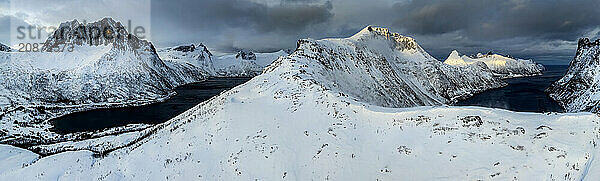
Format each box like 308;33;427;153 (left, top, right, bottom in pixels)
42;17;153;52
576;38;600;57
0;43;11;52
578;38;600;48
348;26;420;51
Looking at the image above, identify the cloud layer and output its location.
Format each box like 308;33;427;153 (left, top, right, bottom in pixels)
1;0;599;64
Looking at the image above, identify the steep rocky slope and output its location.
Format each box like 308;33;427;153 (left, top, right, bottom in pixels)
547;38;600;112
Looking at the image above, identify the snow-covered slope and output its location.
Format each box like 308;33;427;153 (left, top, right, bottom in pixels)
444;50;545;78
0;43;11;52
547;38;600;113
5;26;598;180
0;18;207;145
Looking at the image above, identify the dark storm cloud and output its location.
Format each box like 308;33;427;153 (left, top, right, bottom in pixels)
393;0;600;40
2;0;597;64
190;0;331;32
150;0;333;51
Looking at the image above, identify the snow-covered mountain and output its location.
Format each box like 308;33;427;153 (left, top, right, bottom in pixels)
547;38;600;113
1;26;599;180
0;18;207;145
158;44;289;77
280;26;505;107
0;43;10;52
157;43;216;76
444;50;545;78
212;50;289;77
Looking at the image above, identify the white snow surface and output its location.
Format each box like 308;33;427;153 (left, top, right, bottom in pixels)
1;26;599;180
444;50;545;78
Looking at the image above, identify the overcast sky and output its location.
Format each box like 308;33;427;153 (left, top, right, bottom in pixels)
1;0;599;64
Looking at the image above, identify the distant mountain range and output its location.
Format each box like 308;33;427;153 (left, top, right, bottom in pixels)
444;50;544;78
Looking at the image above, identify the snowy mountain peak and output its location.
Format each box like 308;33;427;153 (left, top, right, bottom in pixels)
444;50;467;66
42;17;153;52
0;43;11;52
350;26;420;51
449;50;460;57
280;27;505;108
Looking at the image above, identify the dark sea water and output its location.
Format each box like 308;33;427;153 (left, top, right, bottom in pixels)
51;77;251;134
52;66;568;133
455;65;568;113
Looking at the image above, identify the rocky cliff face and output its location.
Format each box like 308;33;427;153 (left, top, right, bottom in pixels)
547;38;600;112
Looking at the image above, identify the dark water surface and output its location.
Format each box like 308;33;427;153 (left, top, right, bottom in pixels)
51;77;251;133
455;65;568;113
53;66;568;133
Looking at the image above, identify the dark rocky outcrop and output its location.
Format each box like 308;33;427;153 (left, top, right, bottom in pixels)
235;51;256;60
0;43;11;52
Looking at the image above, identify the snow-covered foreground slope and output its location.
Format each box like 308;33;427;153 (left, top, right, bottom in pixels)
444;50;544;78
547;38;600;113
2;26;599;180
0;18;206;145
